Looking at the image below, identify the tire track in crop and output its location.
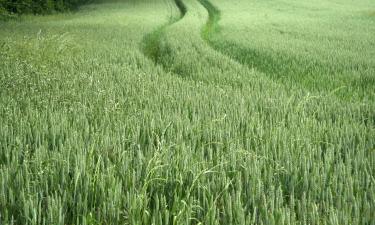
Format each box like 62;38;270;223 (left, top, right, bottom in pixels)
198;0;257;73
142;0;255;87
141;0;186;67
197;0;317;79
196;0;267;85
197;0;372;100
142;0;244;86
198;0;220;41
197;0;289;76
142;0;282;89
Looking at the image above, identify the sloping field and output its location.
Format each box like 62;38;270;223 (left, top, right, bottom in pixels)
0;0;374;224
206;0;375;100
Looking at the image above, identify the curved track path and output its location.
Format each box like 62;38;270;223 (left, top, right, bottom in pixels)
141;0;286;91
141;0;186;66
145;0;264;87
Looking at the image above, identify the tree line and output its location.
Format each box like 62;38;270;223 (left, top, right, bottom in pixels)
0;0;92;15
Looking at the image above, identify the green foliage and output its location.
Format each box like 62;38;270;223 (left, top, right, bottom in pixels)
0;0;91;15
207;0;375;101
0;0;374;224
0;4;15;20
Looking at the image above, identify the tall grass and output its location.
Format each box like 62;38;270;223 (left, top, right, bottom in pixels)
206;0;375;101
0;0;374;224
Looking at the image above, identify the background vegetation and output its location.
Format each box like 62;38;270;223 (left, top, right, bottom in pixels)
0;0;92;15
0;0;374;224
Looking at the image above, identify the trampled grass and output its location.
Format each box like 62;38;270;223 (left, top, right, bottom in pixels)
0;0;374;224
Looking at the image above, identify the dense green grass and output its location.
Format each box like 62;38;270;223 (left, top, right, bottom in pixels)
207;0;375;101
0;0;374;224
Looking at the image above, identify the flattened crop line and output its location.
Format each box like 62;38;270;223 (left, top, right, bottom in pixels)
197;0;368;100
198;0;220;41
141;0;186;65
199;0;277;73
199;0;261;72
174;0;187;16
198;0;260;74
198;0;303;77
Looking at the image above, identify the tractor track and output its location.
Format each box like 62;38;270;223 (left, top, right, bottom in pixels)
141;0;264;88
197;0;361;98
141;0;186;67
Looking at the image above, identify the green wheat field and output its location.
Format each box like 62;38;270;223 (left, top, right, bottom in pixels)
0;0;375;224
